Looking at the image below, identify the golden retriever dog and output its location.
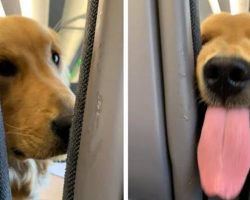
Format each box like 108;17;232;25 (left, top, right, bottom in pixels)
196;13;250;200
0;16;75;199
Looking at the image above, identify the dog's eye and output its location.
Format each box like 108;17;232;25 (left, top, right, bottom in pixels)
52;51;60;66
0;60;17;77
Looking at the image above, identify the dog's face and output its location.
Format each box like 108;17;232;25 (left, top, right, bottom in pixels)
0;16;75;160
196;13;250;107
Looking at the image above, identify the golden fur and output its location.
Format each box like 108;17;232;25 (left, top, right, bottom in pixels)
196;12;250;107
0;16;75;199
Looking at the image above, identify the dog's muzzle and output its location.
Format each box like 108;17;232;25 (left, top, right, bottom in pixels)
203;57;250;100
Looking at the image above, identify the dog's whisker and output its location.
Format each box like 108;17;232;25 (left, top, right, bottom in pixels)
6;132;44;141
4;122;31;131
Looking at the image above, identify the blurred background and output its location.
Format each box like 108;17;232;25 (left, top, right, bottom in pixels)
200;0;250;21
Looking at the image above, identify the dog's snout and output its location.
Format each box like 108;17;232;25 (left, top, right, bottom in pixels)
204;57;250;98
51;115;72;150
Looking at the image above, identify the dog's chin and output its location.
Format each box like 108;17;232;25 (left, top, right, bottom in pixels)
51;154;67;162
11;147;67;161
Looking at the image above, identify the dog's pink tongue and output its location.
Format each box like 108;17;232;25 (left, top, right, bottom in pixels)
198;107;250;199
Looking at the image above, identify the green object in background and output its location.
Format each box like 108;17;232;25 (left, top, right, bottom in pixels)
70;57;82;81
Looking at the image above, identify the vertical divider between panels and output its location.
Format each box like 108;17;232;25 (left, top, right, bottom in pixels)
190;0;204;145
0;106;12;200
189;1;208;199
189;0;201;61
63;0;99;199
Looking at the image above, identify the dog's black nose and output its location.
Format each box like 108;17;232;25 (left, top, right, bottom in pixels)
204;57;250;99
51;115;72;150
